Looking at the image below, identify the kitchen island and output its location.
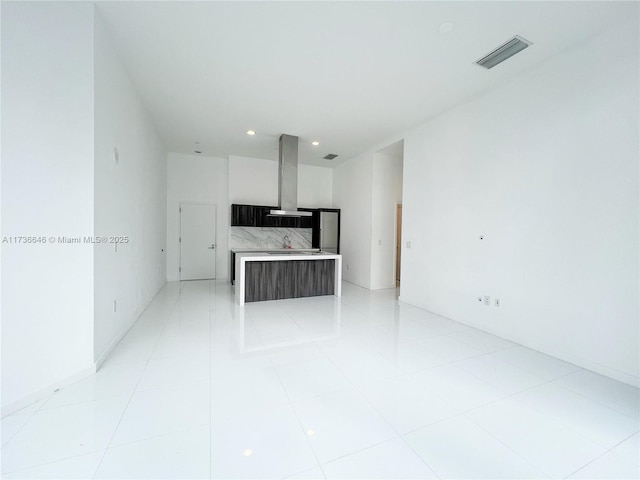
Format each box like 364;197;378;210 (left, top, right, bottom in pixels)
234;251;342;305
230;248;321;285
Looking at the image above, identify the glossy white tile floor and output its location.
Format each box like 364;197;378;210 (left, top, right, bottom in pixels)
2;280;639;479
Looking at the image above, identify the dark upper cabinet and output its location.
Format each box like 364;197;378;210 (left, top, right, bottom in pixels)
231;204;255;226
296;208;316;230
232;204;316;228
252;206;273;227
275;216;299;228
258;207;299;228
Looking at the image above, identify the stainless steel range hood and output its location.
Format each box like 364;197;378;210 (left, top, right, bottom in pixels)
269;134;312;217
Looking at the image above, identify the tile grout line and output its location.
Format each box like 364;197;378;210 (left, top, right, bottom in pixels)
549;374;640;422
248;309;326;478
458;371;626;479
13;279;627;480
208;279;214;480
396;435;443;480
2;288;184;478
400;356;636;477
563;430;640;479
325;330;564;478
285;345;339;480
241;285;637;479
457;377;559;479
91;286;182;480
328;291;480;477
494;379;639;450
306;317;443;476
0;396;52;452
0;448;106;477
291;293;491;476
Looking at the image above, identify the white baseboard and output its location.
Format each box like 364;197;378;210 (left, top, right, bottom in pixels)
1;365;96;418
3;282;170;418
398;296;425;309
94;319;135;371
397;296;639;388
95;280;169;369
371;284;397;291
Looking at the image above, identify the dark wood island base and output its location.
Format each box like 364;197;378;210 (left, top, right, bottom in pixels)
235;252;342;305
245;259;335;302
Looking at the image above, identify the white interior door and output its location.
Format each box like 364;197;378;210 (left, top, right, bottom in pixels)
180;203;216;280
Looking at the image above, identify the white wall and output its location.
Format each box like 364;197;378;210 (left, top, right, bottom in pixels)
229;156;278;205
228;155;333;207
332;152;374;288
1;2;95;412
400;22;639;385
167;152;228;281
299;164;333;208
371;152;403;290
93;13;167;365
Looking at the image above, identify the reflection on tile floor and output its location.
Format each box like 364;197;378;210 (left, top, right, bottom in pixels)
2;280;639;479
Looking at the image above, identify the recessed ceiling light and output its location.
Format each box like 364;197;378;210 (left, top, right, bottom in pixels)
246;130;256;136
438;22;454;34
312;141;319;146
243;449;252;457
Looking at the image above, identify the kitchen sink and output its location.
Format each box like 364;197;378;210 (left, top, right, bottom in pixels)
266;251;325;255
268;251;310;255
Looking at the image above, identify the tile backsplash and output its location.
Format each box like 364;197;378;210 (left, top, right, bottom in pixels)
230;227;312;249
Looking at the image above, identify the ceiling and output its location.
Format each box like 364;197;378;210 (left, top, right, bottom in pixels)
96;1;635;167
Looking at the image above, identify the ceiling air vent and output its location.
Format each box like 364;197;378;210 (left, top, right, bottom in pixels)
323;154;338;160
476;36;531;69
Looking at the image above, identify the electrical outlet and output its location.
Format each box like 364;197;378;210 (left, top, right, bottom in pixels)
406;241;412;248
346;264;350;270
113;300;117;313
495;298;501;307
483;296;490;306
378;239;382;246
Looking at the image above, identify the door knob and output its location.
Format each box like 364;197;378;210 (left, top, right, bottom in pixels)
208;244;215;249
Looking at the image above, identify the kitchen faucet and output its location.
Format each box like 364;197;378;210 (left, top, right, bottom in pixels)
283;235;291;249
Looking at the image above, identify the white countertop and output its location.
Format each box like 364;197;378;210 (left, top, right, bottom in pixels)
236;251;340;261
231;248;320;253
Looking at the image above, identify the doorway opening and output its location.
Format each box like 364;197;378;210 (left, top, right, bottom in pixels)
396;203;402;287
371;139;403;292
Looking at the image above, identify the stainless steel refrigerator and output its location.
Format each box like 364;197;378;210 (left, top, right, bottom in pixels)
320;211;339;254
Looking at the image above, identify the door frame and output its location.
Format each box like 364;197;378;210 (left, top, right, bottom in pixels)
395;202;402;288
179;202;217;281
